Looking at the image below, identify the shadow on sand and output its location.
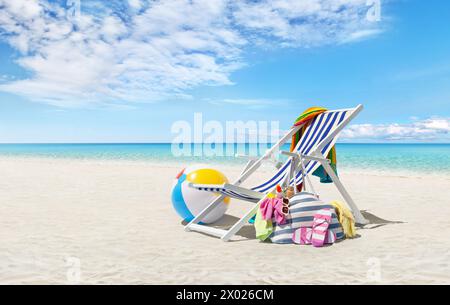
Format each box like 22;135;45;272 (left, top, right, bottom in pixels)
359;210;405;229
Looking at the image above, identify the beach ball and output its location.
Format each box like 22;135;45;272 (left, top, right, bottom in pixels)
171;165;230;224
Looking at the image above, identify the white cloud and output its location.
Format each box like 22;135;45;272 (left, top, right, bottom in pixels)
128;0;143;10
207;98;290;109
340;28;382;43
232;0;381;47
0;0;383;107
341;117;450;141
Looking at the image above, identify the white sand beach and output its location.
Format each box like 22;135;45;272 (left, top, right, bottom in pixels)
0;156;449;284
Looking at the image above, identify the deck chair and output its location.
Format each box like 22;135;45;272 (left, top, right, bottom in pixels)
185;104;368;241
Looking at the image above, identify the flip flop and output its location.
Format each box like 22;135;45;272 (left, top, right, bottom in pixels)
311;208;333;247
292;227;312;245
292;227;336;245
325;230;336;244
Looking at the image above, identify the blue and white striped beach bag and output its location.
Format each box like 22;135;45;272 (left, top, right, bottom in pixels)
269;192;344;244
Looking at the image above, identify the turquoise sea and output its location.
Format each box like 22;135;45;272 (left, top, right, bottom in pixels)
0;143;449;175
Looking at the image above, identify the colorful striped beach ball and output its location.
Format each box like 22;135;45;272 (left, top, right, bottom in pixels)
171;165;230;224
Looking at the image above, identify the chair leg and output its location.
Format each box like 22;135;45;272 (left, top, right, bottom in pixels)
319;159;368;225
221;201;261;242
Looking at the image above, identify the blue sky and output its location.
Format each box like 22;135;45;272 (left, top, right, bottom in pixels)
0;0;449;143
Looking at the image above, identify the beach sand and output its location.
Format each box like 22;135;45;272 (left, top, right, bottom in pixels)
0;156;449;284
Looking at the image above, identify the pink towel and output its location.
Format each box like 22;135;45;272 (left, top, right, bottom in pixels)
311;208;333;247
260;197;287;225
272;198;287;225
260;198;273;220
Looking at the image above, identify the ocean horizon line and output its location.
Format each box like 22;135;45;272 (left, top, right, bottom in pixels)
0;142;449;145
0;141;448;175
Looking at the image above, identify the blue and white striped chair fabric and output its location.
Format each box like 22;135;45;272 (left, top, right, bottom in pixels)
194;109;351;202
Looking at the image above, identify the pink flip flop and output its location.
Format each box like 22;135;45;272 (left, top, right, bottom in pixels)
311;208;333;247
325;230;336;244
292;227;312;245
